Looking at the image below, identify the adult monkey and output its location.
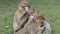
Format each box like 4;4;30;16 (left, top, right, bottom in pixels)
12;0;31;34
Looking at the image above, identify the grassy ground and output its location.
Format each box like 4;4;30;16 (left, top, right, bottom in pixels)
0;0;60;34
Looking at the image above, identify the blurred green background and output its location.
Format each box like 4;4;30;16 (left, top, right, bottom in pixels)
0;0;60;34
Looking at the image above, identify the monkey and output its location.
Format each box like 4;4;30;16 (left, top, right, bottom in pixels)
12;0;31;34
29;9;52;34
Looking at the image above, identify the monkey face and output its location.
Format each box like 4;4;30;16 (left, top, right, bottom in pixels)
21;6;30;12
19;0;30;12
30;14;45;27
18;6;29;14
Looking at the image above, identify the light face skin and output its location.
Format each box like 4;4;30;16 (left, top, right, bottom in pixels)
25;6;29;11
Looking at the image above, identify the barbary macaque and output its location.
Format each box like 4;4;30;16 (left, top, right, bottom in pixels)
12;0;31;34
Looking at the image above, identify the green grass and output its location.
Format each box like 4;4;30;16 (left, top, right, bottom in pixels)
0;0;60;34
